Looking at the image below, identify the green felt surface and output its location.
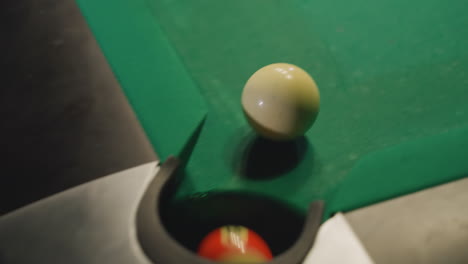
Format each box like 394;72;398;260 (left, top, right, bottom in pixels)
326;125;468;218
77;0;207;161
77;0;468;214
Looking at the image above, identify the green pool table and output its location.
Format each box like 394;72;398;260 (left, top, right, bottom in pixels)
77;0;468;261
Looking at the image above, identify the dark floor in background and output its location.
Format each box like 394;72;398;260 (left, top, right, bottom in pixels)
0;0;156;215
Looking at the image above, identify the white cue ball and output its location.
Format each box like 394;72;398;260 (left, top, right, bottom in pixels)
241;63;320;140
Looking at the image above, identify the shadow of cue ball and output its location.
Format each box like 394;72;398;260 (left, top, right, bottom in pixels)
239;136;308;180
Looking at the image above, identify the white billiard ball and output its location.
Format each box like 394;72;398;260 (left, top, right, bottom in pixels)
241;63;320;140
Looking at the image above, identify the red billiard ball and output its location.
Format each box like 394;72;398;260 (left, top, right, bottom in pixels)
197;225;273;263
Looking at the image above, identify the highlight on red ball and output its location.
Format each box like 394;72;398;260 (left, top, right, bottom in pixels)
197;225;273;263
